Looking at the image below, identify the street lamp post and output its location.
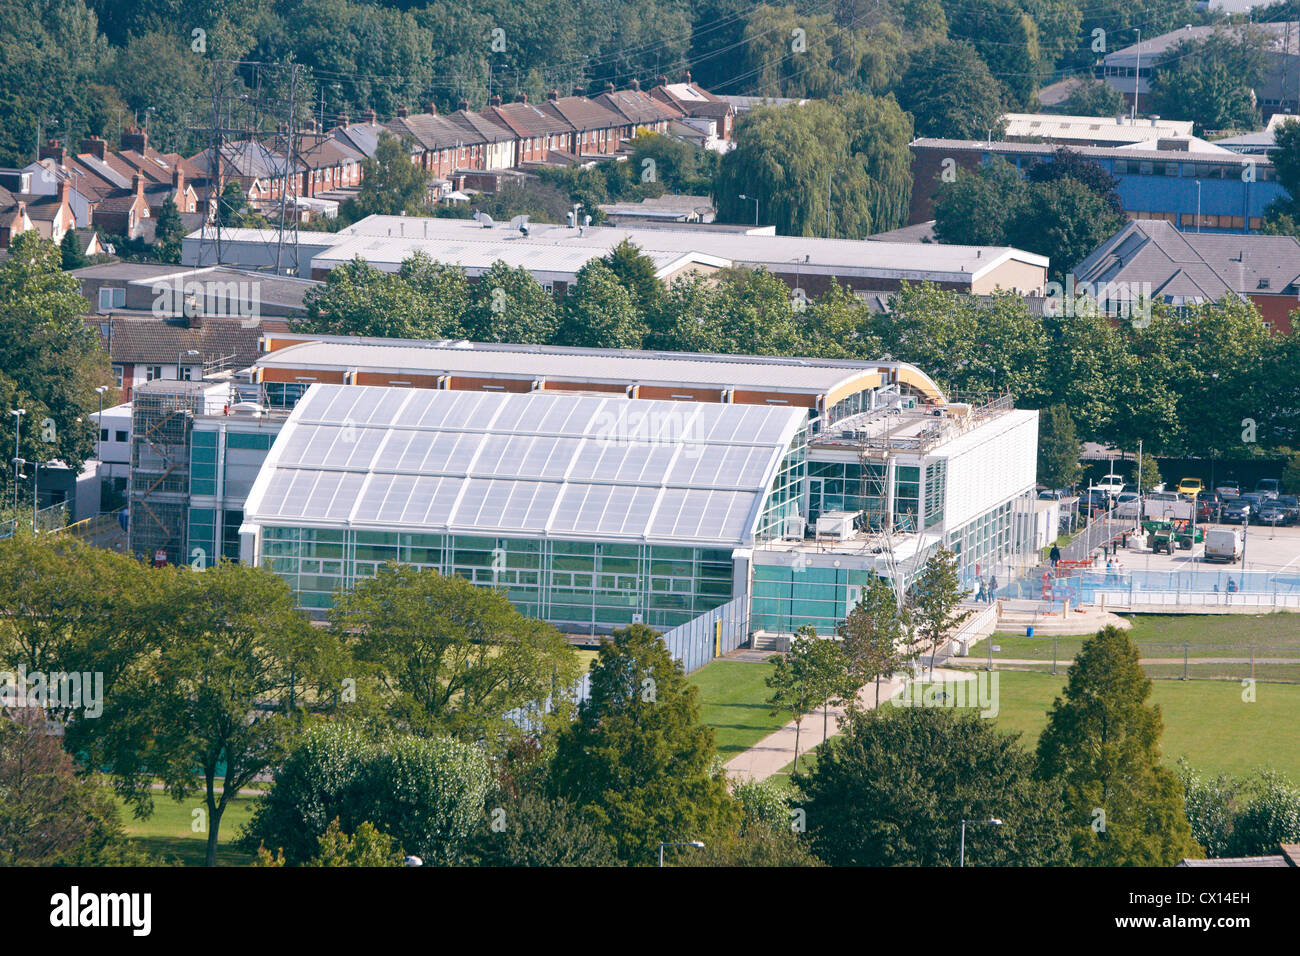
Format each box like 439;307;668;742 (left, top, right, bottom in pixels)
9;408;25;514
737;194;758;226
959;818;1003;867
31;460;39;530
11;459;25;529
658;840;705;867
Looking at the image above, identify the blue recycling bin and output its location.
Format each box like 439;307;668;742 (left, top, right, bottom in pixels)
1026;625;1034;638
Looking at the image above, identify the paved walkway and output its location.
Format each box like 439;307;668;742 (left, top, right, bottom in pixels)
723;667;974;783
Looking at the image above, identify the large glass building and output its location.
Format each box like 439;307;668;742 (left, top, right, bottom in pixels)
240;384;808;630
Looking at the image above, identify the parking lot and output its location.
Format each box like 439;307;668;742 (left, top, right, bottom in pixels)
1100;522;1300;574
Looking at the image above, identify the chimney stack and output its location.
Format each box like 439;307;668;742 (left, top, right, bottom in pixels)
132;172;144;198
79;135;107;160
684;71;693;85
630;79;641;91
515;92;527;103
605;82;615;93
364;108;377;124
39;140;65;165
656;75;669;87
121;126;148;153
396;105;409;118
547;89;558;101
425;102;437;115
337;113;351;127
486;96;499;108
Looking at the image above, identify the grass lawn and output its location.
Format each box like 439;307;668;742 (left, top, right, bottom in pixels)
688;659;786;757
987;671;1300;782
114;790;262;867
986;613;1300;681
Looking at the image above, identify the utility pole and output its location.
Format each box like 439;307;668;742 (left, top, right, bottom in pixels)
1132;29;1142;121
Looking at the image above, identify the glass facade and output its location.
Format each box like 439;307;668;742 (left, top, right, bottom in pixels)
264;382;309;408
188;426;277;568
261;527;735;630
752;564;894;635
806;460;885;526
755;434;808;542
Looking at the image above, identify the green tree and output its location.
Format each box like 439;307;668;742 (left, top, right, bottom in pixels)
800;707;1073;866
932;158;1026;248
1132;451;1163;493
907;547;971;677
345;130;430;219
94;562;337;867
600;239;662;316
1036;625;1200;866
557;259;647;350
1056;77;1126;117
0;707;150;866
1005;178;1123;284
715;94;912;238
1148;28;1269;136
242;722;490;866
1283;451;1300;494
470;790;620;867
0;232;112;505
836;576;913;714
299;253;467;339
1226;769;1300;857
549;623;738;864
766;625;845;771
153;196;184;264
1037;404;1082;488
897;39;1004;139
309;818;405;867
462;260;559;344
59;229;87;270
330;565;580;744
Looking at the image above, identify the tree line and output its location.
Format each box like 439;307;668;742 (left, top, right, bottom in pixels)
299;241;1300;460
8;531;1296;866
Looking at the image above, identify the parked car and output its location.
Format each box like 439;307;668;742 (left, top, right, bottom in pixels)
1255;478;1281;499
1176;477;1205;498
1195;496;1219;523
1093;473;1126;495
1115;491;1142;518
1257;498;1296;526
1278;495;1300;523
1037;488;1067;500
1220;496;1252;523
1080;489;1111;513
1215;481;1240;496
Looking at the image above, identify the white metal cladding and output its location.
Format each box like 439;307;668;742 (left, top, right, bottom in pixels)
243;384;807;547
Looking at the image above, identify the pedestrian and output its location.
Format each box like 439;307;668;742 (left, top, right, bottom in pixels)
1049;543;1061;567
1227;577;1238;593
986;574;997;601
976;580;987;602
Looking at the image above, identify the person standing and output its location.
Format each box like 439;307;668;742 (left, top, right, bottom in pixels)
1049;543;1061;567
986;574;997;601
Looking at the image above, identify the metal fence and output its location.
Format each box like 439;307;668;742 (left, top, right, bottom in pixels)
659;595;751;674
0;501;72;540
978;636;1300;683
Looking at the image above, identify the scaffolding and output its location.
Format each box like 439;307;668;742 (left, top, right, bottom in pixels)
128;382;208;565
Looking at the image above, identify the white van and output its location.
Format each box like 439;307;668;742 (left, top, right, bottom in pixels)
1204;528;1244;563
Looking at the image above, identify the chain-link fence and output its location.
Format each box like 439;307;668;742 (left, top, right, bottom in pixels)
971;635;1300;683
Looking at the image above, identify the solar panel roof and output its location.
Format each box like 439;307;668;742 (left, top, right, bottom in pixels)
243;384;806;547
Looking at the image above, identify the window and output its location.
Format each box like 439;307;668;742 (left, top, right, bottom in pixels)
145;365;163;381
114;430;127;443
98;287;125;312
99;428;109;443
112;365;123;388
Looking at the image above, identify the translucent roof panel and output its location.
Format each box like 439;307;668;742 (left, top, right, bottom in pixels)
244;384;806;547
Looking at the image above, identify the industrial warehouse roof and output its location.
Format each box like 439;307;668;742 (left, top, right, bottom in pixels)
243;385;806;547
310;233;730;278
325;214;1047;282
255;336;947;401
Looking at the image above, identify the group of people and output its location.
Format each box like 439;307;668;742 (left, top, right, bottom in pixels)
974;574;998;602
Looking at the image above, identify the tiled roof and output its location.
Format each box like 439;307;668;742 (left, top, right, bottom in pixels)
448;110;515;143
387;113;474;151
486;101;574;138
105;314;289;368
540;95;623;131
596;89;681;125
1071;219;1300;296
